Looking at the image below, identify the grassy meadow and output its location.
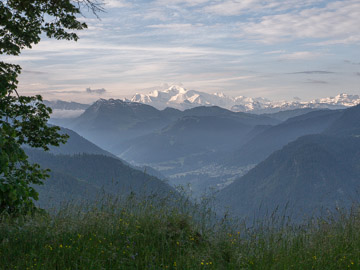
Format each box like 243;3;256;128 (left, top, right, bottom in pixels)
1;194;360;270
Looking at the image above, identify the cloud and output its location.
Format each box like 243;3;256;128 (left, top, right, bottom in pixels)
13;0;360;101
203;0;325;16
263;50;286;55
147;23;195;29
86;87;107;94
204;0;259;16
311;35;360;46
104;0;131;8
154;0;209;7
50;90;85;94
48;88;106;95
356;72;360;77
192;75;255;84
235;0;360;44
22;70;48;75
3;55;47;62
279;51;321;60
345;60;360;65
289;71;335;74
305;79;328;84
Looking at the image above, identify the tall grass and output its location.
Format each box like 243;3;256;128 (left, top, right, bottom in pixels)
1;193;360;269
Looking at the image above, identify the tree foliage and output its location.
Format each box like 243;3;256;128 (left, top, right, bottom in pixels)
0;0;102;215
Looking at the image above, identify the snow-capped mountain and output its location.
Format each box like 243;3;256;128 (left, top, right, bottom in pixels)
130;85;360;113
131;85;238;110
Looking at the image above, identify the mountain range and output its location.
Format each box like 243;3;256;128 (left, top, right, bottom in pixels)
25;128;173;208
56;97;353;196
226;109;343;167
44;86;360;118
217;104;360;220
217;134;360;220
44;100;90;119
130;85;360;113
65;99;182;149
33;95;360;219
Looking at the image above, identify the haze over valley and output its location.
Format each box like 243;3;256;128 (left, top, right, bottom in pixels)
40;85;360;219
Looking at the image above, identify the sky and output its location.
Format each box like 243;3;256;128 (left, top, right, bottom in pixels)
6;0;360;102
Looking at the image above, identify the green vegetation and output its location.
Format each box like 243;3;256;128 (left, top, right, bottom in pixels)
0;0;101;215
1;195;360;269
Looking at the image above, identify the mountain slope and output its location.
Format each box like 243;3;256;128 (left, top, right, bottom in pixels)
227;109;343;166
217;135;360;219
66;99;181;150
261;108;320;121
29;126;166;180
44;100;90;110
116;115;254;163
48;127;116;157
114;106;279;164
65;99;279;154
325;104;360;137
26;150;174;208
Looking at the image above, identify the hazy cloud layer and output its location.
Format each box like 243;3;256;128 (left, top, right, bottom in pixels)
290;71;336;75
305;79;328;84
12;0;360;101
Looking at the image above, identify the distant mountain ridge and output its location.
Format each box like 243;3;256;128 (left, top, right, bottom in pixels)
44;87;360;118
217;134;360;220
217;104;360;219
130;85;360;113
44;100;90;119
226;109;343;167
64;98;280;154
44;100;90;110
66;98;182;149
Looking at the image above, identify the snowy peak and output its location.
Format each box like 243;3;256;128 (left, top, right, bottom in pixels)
130;85;360;113
131;85;217;110
316;93;360;106
165;85;187;94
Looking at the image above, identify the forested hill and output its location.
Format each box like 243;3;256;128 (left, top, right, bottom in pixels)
217;134;360;220
26;149;174;208
48;127;116;157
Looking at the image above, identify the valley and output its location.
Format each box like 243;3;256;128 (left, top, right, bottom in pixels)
3;1;360;268
43;87;360;219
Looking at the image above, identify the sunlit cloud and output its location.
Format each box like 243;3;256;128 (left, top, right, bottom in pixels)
279;52;323;60
104;0;131;8
235;0;360;44
10;0;360;101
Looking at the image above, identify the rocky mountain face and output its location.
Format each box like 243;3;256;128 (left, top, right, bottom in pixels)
130;85;360;113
